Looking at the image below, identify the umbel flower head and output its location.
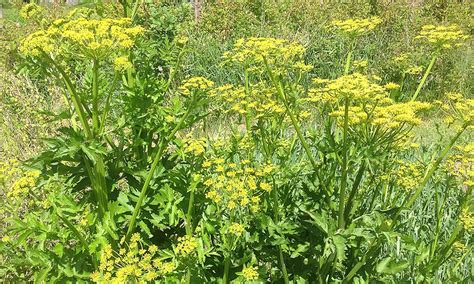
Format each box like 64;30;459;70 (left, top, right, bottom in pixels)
175;235;198;257
91;233;176;283
223;37;311;74
20;9;144;63
241;265;259;281
210;82;285;118
331;17;382;37
19;3;44;20
305;73;431;130
444;142;474;187
179;76;215;96
459;207;474;233
434;92;474;128
416;24;469;50
202;159;276;213
307;73;390;103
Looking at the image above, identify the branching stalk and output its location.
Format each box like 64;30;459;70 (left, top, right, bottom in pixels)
126;96;196;239
338;96;350;229
411;53;437;101
92;59;100;135
41;52;92;139
343;121;468;282
263;59;318;171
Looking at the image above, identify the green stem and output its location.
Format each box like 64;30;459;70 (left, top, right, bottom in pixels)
343;122;468;282
99;73;119;135
41;52;92;139
399;72;406;97
185;269;191;284
126;97;196;239
258;123;290;284
263;59;318;171
185;189;195;236
164;48;186;92
344;49;353;75
338;96;350;229
411;53;437;101
343;160;366;224
450;245;472;275
337;46;353;229
83;157;108;219
223;256;230;283
279;249;290;284
92;59;100;135
430;186;447;260
56;209;97;269
131;0;143;22
404;122;467;209
244;69;252;132
271;180;290;284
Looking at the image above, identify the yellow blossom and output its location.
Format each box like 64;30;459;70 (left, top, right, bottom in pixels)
260;182;272;192
241;266;259;281
20;11;144;61
332;17;382;37
179;77;215;96
20;3;44;20
175;235;198;257
415;24;468;49
459;208;474;232
229;223;245;236
114;56;133;72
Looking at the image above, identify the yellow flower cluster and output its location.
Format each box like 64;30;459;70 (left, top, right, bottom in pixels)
1;159;40;199
91;233;175;283
211;83;285;118
202;159;276;212
229;222;245;237
114;56;133;72
223;37;310;73
179;76;215;96
8;170;41;199
241;266;259;281
384;82;400;90
371;101;430;128
435;92;474;128
352;59;368;69
331;17;382;37
1;160;56;209
0;159;20;185
459;208;473;232
175;235;198;257
452;241;466;254
306;73;431;129
182;137;207;157
393;160;423;191
445;143;474;187
19;3;44;20
308;73;390;103
20;11;144;61
416;24;468;49
392;53;423;75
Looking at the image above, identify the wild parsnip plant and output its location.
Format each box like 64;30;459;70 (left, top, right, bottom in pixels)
1;2;472;283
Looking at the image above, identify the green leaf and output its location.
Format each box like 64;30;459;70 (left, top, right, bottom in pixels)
332;235;346;262
54;243;64;257
376;257;409;274
34;266;51;284
139;221;152;237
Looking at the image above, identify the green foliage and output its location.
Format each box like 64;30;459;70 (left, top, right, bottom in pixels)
1;1;473;283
